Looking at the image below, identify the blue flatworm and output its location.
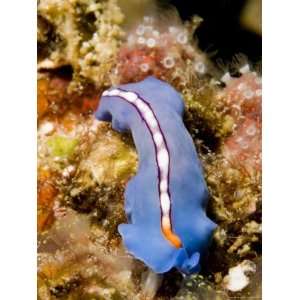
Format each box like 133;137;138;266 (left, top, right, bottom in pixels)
95;76;216;274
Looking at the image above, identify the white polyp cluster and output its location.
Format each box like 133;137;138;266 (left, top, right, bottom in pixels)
140;63;150;73
162;56;175;69
168;26;178;34
138;37;146;44
246;124;257;136
243;89;254;99
194;61;206;74
102;88;172;220
147;38;156;48
136;25;145;36
236;136;249;149
129;16;162;50
176;31;188;44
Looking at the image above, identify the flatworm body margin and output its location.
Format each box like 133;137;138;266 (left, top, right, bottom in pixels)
95;76;217;274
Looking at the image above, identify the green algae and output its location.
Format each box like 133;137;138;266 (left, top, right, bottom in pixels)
47;135;79;158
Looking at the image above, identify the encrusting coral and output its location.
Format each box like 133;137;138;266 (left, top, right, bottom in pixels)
113;15;210;90
38;0;125;90
204;66;262;222
37;1;261;299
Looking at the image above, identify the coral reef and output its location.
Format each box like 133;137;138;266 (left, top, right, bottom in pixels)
38;210;141;300
113;15;210;90
37;74;100;119
174;274;229;300
37;107;138;234
204;68;262;222
38;0;125;90
37;1;261;299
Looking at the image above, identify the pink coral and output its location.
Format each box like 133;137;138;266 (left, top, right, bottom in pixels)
221;70;262;175
115;16;208;87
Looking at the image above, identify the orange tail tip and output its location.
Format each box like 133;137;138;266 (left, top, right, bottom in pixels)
162;225;182;249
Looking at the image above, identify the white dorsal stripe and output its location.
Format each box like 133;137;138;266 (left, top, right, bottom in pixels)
160;179;168;193
161;193;171;213
157;149;169;169
153;132;163;147
108;89;120;96
162;215;171;228
125;91;138;102
136;99;149;114
102;88;173;230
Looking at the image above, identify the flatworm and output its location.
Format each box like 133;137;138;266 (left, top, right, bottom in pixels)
95;76;216;274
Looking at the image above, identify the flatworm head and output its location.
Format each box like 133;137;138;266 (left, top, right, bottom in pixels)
95;76;216;274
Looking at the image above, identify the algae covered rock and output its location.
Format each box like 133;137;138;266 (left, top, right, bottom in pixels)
38;0;125;90
47;135;79;158
174;274;229;300
78;122;138;186
38;211;140;300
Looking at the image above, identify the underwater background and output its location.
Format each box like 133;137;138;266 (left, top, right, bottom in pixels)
37;0;261;299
